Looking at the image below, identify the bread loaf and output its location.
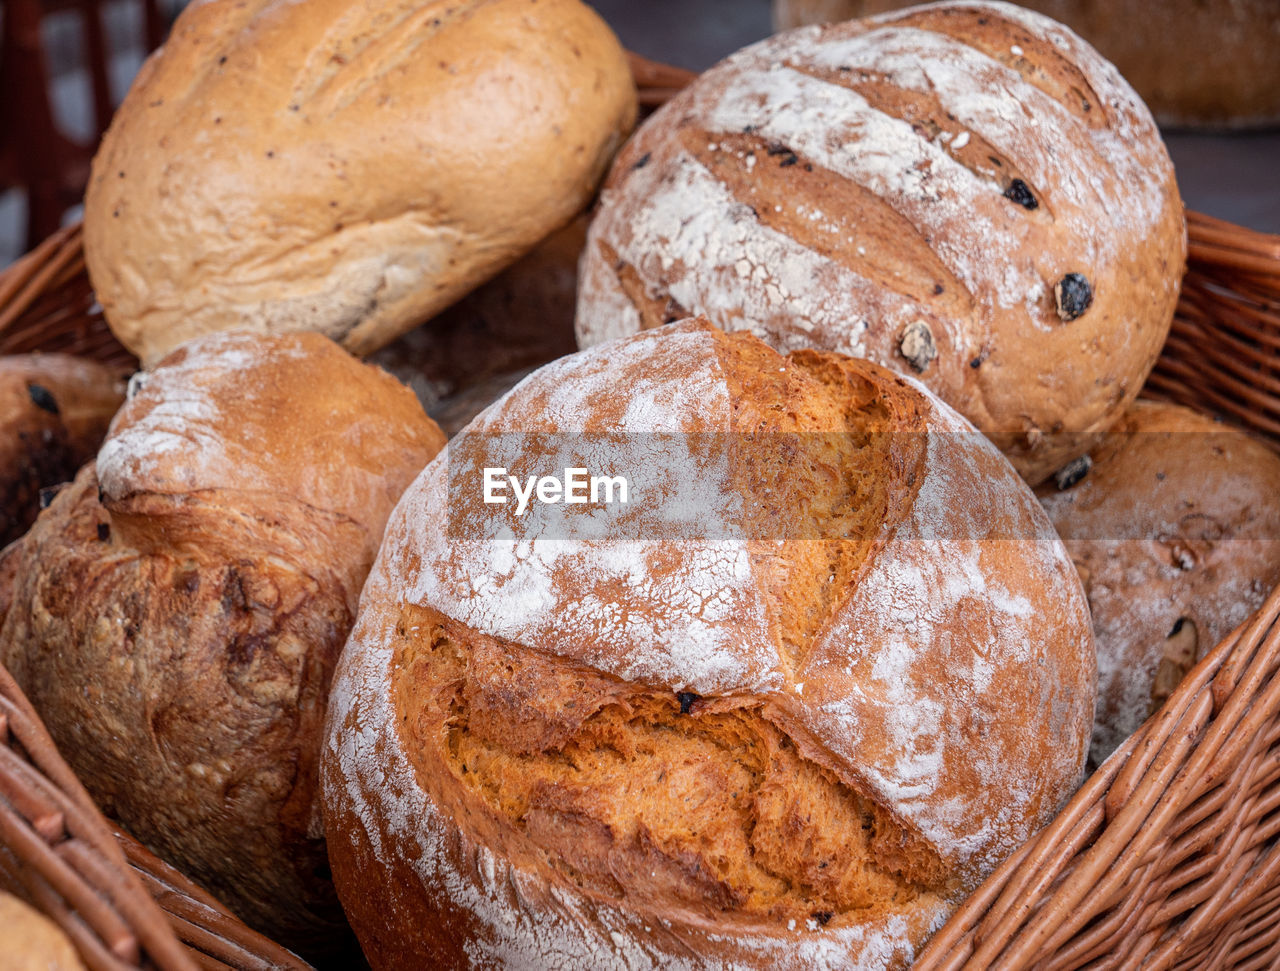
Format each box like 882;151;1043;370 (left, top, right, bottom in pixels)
0;893;86;970
1039;400;1280;763
0;354;125;546
0;332;444;956
576;0;1185;485
774;0;1280;128
83;0;636;365
321;318;1095;968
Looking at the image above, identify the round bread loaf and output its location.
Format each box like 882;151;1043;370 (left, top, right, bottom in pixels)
1038;400;1280;764
83;0;636;366
0;354;125;546
321;317;1095;968
0;332;445;956
774;0;1280;128
575;0;1185;485
0;893;86;971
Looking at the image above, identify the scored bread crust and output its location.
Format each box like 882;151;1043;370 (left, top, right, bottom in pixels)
83;0;637;365
322;318;1094;968
1038;401;1280;763
575;0;1185;485
0;332;444;955
774;0;1280;128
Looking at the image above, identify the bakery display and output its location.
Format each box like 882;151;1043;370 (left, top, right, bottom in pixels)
82;0;637;365
0;892;87;970
1039;400;1280;764
576;0;1186;485
3;0;1280;963
0;331;444;956
774;0;1280;129
0;354;125;546
321;318;1095;969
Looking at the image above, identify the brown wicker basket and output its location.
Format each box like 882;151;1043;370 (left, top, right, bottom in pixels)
2;54;1280;971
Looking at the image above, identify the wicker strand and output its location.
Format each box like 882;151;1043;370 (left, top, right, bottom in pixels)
916;583;1280;969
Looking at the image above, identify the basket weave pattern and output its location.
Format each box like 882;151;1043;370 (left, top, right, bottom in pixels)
1;55;1279;970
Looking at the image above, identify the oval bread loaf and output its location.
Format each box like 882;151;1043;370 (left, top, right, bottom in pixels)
83;0;637;365
321;317;1095;969
0;893;87;971
576;0;1186;485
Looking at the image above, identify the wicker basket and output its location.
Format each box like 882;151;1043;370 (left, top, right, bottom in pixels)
2;54;1280;971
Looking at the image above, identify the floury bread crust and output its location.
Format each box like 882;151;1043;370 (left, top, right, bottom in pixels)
0;332;444;956
83;0;636;365
1038;401;1280;764
773;0;1280;129
575;1;1185;485
321;319;1095;969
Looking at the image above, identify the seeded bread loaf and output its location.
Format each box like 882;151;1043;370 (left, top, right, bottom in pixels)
774;0;1280;128
575;0;1186;485
321;317;1095;968
83;0;636;365
1038;400;1280;764
0;355;125;546
0;332;444;956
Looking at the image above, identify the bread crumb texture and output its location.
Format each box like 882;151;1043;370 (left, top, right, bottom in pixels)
321;319;1094;969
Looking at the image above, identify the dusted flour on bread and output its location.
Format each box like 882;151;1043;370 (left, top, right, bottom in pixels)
321;318;1094;969
576;0;1185;485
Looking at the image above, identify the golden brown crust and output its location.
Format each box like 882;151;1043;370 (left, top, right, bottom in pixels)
1039;401;1280;763
322;318;1094;968
0;333;444;956
0;354;125;546
0;893;87;971
576;1;1186;485
83;0;636;365
774;0;1280;128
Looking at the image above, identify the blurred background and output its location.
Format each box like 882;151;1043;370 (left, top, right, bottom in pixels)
1;0;1277;266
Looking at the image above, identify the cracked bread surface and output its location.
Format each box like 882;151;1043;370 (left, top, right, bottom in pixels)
322;318;1095;968
575;0;1185;486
